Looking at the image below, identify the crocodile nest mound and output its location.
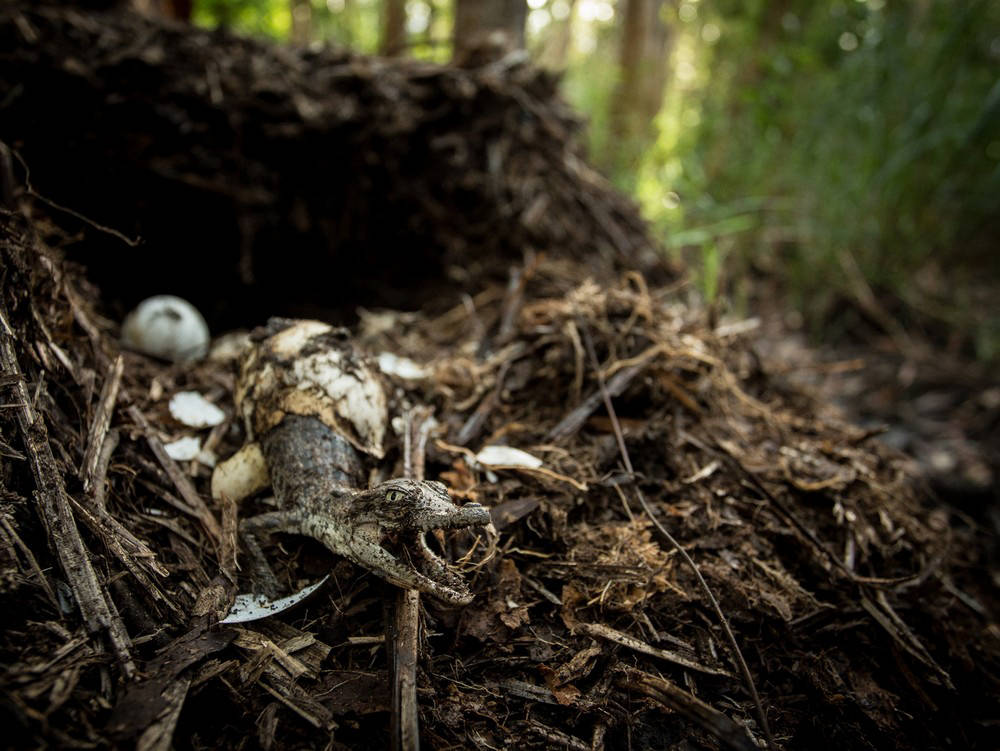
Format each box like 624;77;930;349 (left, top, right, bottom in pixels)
1;5;998;751
4;208;998;749
0;1;667;331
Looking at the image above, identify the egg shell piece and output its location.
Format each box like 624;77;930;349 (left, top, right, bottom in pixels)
267;320;332;357
211;442;270;502
377;352;431;380
475;445;544;469
169;391;226;428
236;320;388;458
220;575;329;624
164;436;201;461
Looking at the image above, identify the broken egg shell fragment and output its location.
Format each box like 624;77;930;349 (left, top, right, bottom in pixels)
377;352;430;380
475;445;544;469
121;295;210;363
211;442;270;502
220;575;329;624
168;391;226;428
196;448;217;468
164;435;201;461
207;331;252;363
266;319;331;357
235;320;388;458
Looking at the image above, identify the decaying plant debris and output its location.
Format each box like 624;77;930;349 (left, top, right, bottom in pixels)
1;5;999;750
3;203;998;750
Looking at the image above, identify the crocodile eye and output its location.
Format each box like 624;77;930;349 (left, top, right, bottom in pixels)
385;489;404;502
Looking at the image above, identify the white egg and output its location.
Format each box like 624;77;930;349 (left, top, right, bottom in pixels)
121;295;210;363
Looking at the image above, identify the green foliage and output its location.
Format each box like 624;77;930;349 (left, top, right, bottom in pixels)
193;0;290;37
561;17;621;170
193;0;384;51
192;0;453;57
406;0;455;62
627;0;1000;355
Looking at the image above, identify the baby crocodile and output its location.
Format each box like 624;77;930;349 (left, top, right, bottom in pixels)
211;319;489;605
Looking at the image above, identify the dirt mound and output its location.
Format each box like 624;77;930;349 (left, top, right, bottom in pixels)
0;2;666;329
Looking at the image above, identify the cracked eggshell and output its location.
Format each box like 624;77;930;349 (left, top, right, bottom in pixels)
121;295;210;363
211;442;269;502
208;331;253;363
168;391;226;428
475;445;544;469
220;575;329;624
164;436;201;461
235;320;388;458
377;352;430;380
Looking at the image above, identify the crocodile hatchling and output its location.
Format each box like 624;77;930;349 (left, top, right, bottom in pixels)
210;318;490;605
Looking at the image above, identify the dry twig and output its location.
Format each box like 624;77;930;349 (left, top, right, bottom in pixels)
128;405;222;544
0;303;137;678
616;666;758;751
389;408;435;751
81;354;123;493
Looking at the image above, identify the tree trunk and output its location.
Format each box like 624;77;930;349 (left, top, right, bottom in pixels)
290;0;312;46
128;0;191;19
380;0;407;56
608;0;673;174
166;0;191;20
453;0;527;63
540;0;577;69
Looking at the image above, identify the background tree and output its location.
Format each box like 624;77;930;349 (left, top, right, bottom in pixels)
453;0;527;61
380;0;406;55
607;0;672;181
539;0;577;70
289;0;311;44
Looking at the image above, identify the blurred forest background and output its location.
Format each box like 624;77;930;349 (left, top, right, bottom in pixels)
151;0;998;359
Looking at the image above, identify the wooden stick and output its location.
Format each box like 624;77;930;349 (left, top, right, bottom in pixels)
576;621;734;678
92;427;119;510
390;587;421;751
390;408;433;751
616;666;757;751
128;405;222;544
81;354;123;493
546;363;644;441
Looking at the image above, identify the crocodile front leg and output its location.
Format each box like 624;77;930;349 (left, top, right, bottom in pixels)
239;509;309;599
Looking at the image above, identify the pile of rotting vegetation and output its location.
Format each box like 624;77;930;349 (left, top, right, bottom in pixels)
0;1;667;330
2;203;999;751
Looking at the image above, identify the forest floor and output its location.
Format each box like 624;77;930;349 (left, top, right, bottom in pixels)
755;303;998;538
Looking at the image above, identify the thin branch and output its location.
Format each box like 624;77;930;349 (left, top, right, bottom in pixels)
616;666;758;751
12;149;141;246
390;407;434;751
128;405;222;545
81;354;123;493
